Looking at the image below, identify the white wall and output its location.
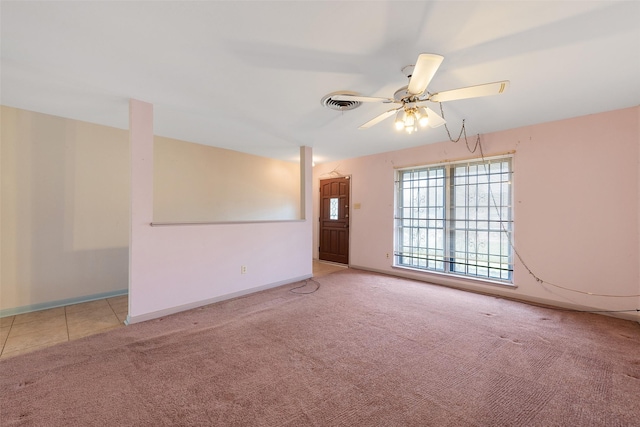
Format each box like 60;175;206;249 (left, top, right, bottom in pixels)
128;100;312;323
1;106;130;313
313;106;640;320
1;105;311;317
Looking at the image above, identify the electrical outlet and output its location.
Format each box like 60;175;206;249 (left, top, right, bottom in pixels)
386;253;390;259
241;265;247;274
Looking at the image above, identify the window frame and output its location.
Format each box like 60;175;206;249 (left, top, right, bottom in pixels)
394;155;514;284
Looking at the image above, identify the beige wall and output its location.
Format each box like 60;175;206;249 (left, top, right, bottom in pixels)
129;99;312;323
1;106;130;312
1;106;303;314
154;136;300;222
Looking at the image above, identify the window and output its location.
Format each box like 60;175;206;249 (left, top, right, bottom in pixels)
329;198;339;220
395;156;513;282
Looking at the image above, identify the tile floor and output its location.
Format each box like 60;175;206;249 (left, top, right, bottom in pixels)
0;295;127;360
0;260;346;360
312;259;348;277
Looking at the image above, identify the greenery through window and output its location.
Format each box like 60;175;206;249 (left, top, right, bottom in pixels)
395;156;513;282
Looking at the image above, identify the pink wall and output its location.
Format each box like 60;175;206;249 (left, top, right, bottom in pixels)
313;107;640;320
128;100;313;323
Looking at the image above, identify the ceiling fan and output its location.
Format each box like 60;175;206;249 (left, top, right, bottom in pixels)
329;53;509;134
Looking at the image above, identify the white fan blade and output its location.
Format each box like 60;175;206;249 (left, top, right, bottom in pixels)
407;54;444;96
359;108;400;129
424;107;446;128
430;81;510;103
331;94;395;103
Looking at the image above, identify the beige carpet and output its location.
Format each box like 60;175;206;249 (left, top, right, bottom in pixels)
1;269;639;426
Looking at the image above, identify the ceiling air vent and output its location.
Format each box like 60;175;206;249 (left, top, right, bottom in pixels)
321;91;362;111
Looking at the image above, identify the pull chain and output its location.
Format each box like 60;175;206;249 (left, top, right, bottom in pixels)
439;103;480;153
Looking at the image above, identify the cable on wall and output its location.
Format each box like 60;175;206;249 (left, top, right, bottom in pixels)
438;104;640;301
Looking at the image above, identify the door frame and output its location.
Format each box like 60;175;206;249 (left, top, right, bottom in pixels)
317;175;351;265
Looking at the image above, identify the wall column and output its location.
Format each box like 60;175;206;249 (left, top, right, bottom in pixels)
127;99;153;323
637;106;640;322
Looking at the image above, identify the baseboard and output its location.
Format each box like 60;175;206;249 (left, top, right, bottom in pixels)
126;274;313;325
350;264;640;323
0;289;129;318
314;260;349;268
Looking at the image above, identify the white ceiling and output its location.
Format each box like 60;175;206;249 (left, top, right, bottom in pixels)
2;1;639;164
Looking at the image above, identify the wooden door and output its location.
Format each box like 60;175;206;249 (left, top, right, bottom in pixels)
319;177;350;264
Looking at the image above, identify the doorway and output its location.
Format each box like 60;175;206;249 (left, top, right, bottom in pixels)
319;177;350;264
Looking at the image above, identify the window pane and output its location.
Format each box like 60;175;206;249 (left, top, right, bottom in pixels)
329;198;338;220
450;159;512;280
395;166;445;272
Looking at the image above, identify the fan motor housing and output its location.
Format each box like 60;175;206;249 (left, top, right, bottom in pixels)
321;91;362;111
394;85;415;102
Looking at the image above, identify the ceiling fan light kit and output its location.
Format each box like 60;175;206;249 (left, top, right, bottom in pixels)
395;106;429;134
394;110;407;130
323;53;509;134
